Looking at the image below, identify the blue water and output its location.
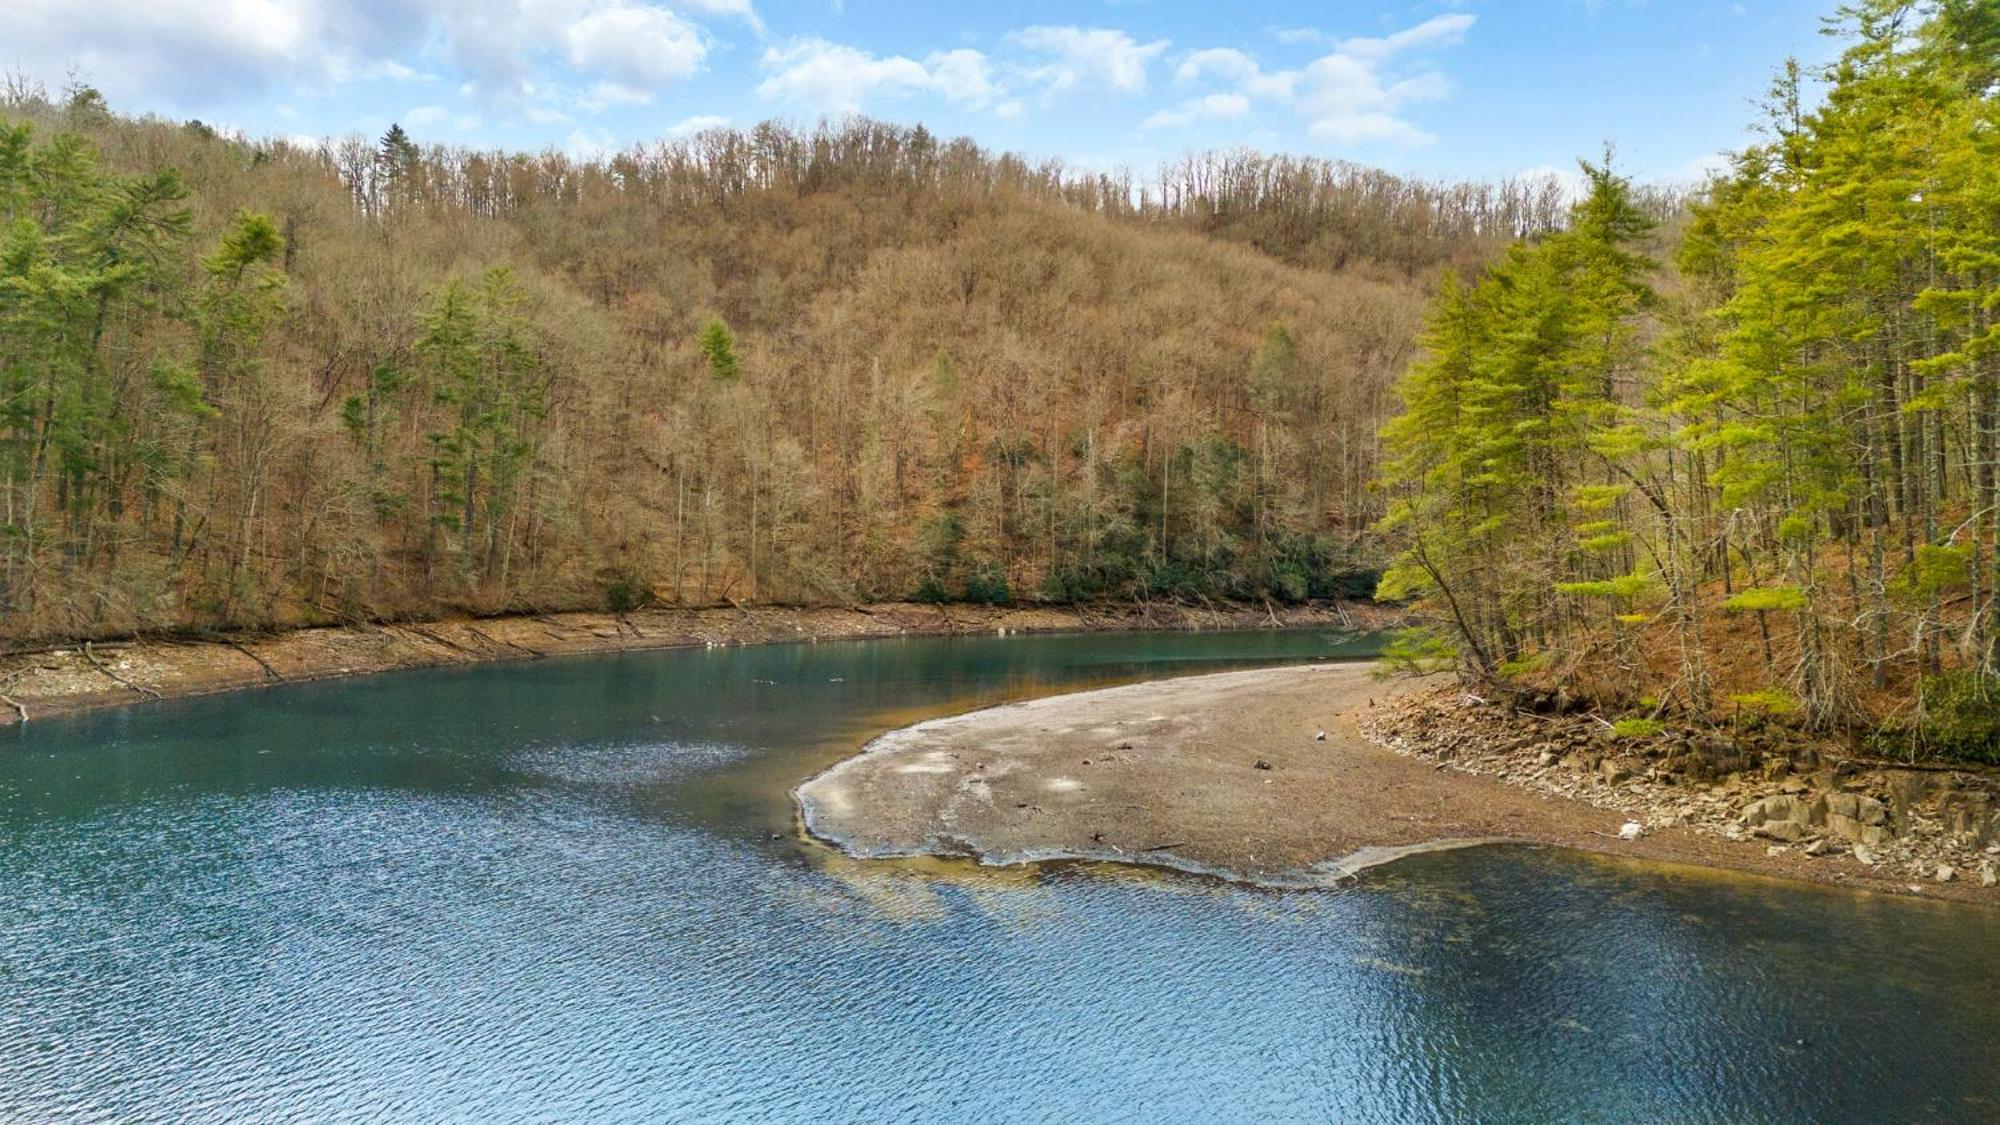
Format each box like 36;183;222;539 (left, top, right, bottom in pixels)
1;630;1995;1123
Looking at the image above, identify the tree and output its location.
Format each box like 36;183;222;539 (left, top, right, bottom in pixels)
699;317;739;382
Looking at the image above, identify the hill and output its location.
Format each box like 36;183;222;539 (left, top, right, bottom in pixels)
0;90;1566;641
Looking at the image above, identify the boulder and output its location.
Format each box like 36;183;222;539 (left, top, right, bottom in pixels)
1741;794;1814;832
1936;865;1956;883
1824;813;1891;846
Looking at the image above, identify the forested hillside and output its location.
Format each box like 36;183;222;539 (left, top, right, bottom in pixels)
1378;0;2000;759
0;88;1583;643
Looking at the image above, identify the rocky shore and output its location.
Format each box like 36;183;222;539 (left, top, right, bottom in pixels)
1362;686;2000;896
0;599;1389;724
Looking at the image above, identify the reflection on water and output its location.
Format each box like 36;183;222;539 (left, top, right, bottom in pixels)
1;630;1995;1123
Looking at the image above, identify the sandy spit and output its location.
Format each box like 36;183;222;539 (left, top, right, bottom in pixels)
797;663;2000;902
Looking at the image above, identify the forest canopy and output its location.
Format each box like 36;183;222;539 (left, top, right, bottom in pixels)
1375;0;2000;760
0;84;1603;642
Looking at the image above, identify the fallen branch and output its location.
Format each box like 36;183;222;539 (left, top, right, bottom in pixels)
404;625;479;657
225;639;284;682
82;641;163;699
465;624;542;658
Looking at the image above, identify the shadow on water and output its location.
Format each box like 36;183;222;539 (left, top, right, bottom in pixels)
2;628;1997;1123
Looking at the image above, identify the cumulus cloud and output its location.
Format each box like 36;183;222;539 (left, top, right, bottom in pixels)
1007;26;1168;95
565;3;709;106
7;0;423;105
9;0;746;116
1157;14;1474;146
756;38;995;113
1175;48;1296;99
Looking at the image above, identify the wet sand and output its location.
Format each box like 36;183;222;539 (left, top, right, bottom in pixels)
796;663;2000;901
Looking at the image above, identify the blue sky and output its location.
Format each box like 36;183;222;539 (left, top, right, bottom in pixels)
11;0;1844;183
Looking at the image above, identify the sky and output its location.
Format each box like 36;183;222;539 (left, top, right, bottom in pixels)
8;0;1847;184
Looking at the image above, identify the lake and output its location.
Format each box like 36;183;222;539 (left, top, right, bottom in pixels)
2;630;1995;1123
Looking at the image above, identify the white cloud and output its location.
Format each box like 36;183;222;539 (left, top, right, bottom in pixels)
1336;14;1474;62
1267;27;1328;46
756;38;995;113
665;113;729;137
7;0;415;105
1008;26;1168;95
668;0;762;33
565;125;618;158
565;4;709;105
1141;92;1249;131
404;104;451;125
1158;15;1474;146
9;0;744;119
1665;151;1733;186
1516;163;1590;204
1175;48;1295;99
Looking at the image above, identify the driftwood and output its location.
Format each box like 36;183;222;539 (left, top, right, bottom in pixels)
225;639;283;681
82;641;163;699
403;625;478;657
464;624;542;658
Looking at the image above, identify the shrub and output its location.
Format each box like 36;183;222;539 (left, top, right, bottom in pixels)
598;570;654;614
962;563;1011;605
1917;670;2000;765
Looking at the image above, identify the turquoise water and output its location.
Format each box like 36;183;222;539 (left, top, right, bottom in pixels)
1;630;1995;1123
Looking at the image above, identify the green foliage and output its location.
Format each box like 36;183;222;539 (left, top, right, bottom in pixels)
1723;587;1808;613
1555;572;1656;599
416;269;548;576
961;562;1011;605
1375;1;2000;733
1375;160;1659;674
698;318;739;381
1915;671;2000;765
1379;626;1457;675
1729;690;1798;717
1611;718;1664;739
598;570;655;614
1893;545;1972;602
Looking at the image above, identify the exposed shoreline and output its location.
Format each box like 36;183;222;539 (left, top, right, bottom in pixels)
0;600;1388;726
795;663;2000;903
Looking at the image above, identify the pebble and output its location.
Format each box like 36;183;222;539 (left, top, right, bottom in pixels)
1363;690;1999;892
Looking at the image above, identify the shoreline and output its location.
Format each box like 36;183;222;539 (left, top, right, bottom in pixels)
795;664;2000;904
0;600;1389;726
